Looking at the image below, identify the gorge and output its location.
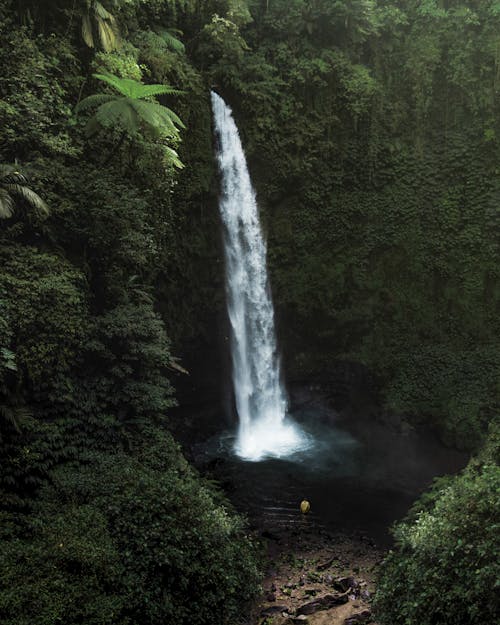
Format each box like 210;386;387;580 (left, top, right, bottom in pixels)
0;2;498;625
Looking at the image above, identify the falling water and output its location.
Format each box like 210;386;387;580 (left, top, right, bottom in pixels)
211;91;310;461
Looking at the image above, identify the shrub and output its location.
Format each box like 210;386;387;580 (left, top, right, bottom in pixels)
374;428;500;625
0;429;261;625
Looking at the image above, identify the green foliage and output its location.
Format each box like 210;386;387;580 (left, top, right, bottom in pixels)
0;430;261;625
0;3;498;625
0;245;87;388
85;303;176;426
195;0;500;448
374;427;500;625
0;14;77;159
76;72;185;166
0;164;49;219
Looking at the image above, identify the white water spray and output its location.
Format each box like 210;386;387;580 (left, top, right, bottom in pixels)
211;91;310;461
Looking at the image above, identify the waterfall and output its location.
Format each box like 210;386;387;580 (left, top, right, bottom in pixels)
211;91;309;461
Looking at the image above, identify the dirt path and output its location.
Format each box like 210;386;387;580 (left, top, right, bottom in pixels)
249;524;383;625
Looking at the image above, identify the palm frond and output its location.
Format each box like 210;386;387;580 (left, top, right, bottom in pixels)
82;13;94;48
93;1;114;21
5;184;49;215
0;404;32;432
168;358;189;375
0;189;14;219
75;93;114;114
97;17;119;52
1;171;29;185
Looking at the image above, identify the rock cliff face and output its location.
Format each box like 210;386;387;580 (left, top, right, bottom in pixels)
164;1;499;450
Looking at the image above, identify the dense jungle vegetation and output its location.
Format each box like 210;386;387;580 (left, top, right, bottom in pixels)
0;1;498;624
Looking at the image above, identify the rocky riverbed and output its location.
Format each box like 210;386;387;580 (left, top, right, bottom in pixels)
249;525;382;625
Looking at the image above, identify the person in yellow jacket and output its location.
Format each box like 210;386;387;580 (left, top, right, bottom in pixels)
300;499;310;514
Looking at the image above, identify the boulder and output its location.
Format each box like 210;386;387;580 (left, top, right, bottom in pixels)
296;593;349;615
260;605;289;617
333;576;356;593
344;609;372;624
316;557;335;571
284;616;309;625
303;588;319;596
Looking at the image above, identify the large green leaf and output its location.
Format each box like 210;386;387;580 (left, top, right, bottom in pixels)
93;0;114;21
94;100;140;135
5;184;49;215
97;18;119;52
82;13;94;48
159;29;186;53
128;100;184;137
92;73;182;100
75;93;114;114
0;189;14;219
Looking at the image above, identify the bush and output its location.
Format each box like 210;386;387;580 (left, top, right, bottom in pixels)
374;428;500;625
0;429;261;625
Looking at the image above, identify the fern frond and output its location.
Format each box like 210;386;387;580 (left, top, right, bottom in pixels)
94;100;139;134
85;115;102;137
6;184;49;215
93;73;134;97
159;29;185;53
0;189;14;219
140;100;185;129
164;146;184;169
75;93;114;114
92;73;181;99
157;103;185;129
82;13;94;48
128;100;181;137
136;84;184;99
127;99;169;136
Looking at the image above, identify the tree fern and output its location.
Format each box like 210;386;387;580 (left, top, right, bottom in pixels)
92;73;182;99
74;93;115;114
75;73;185;166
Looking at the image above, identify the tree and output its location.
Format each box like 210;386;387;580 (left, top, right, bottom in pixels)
374;428;500;625
0;165;49;220
75;72;185;167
